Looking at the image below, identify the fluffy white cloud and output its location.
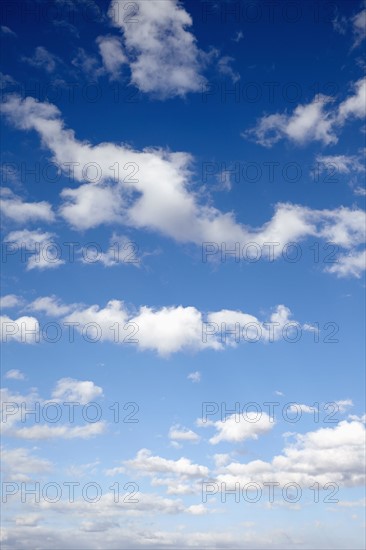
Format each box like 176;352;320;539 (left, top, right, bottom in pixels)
62;300;307;356
199;412;274;445
96;35;127;79
0;188;55;223
4;229;64;271
325;249;366;278
217;419;366;488
51;377;103;404
169;425;200;443
1;95;365;278
245;77;366;147
0;314;39;343
0;295;23;308
338;77;366;123
27;296;74;316
115;448;209;478
1;379;105;439
108;0;206;97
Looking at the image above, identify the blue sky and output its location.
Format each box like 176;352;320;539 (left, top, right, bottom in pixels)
0;0;365;548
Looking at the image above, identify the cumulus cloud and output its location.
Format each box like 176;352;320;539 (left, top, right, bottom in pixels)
1;95;365;278
0;295;23;309
61;300;308;356
169;425;201;443
4;229;64;271
111;448;209;478
51;377;103;404
1;379;105;439
0;314;39;343
0;188;55;223
199;412;274;445
217;419;366;488
27;296;74;316
324;249;366;278
108;0;206;97
96;35;127;79
245;77;366;147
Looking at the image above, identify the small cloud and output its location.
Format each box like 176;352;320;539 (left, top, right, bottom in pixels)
187;371;201;383
22;46;61;74
217;55;240;83
0;294;23;309
232;30;244;43
5;369;26;380
1;26;17;37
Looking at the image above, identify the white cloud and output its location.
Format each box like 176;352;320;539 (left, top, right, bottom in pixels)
62;300;307;356
1;381;105;439
4;229;64;271
0;188;55;223
1;95;365;278
200;412;274;445
337;77;366;123
4;369;26;380
245;77;366;147
96;35;127;79
217;56;240;83
315;153;365;174
0;295;23;309
245;96;336;147
187;371;201;383
22;46;60;73
51;377;103;404
108;0;206;97
217;419;366;488
169;425;200;443
0;315;39;343
116;448;209;478
325;249;366;278
1;447;52;481
28;296;74;316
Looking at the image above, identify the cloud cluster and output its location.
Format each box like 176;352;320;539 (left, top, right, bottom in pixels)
245;77;366;147
107;0;206;97
1;95;365;278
